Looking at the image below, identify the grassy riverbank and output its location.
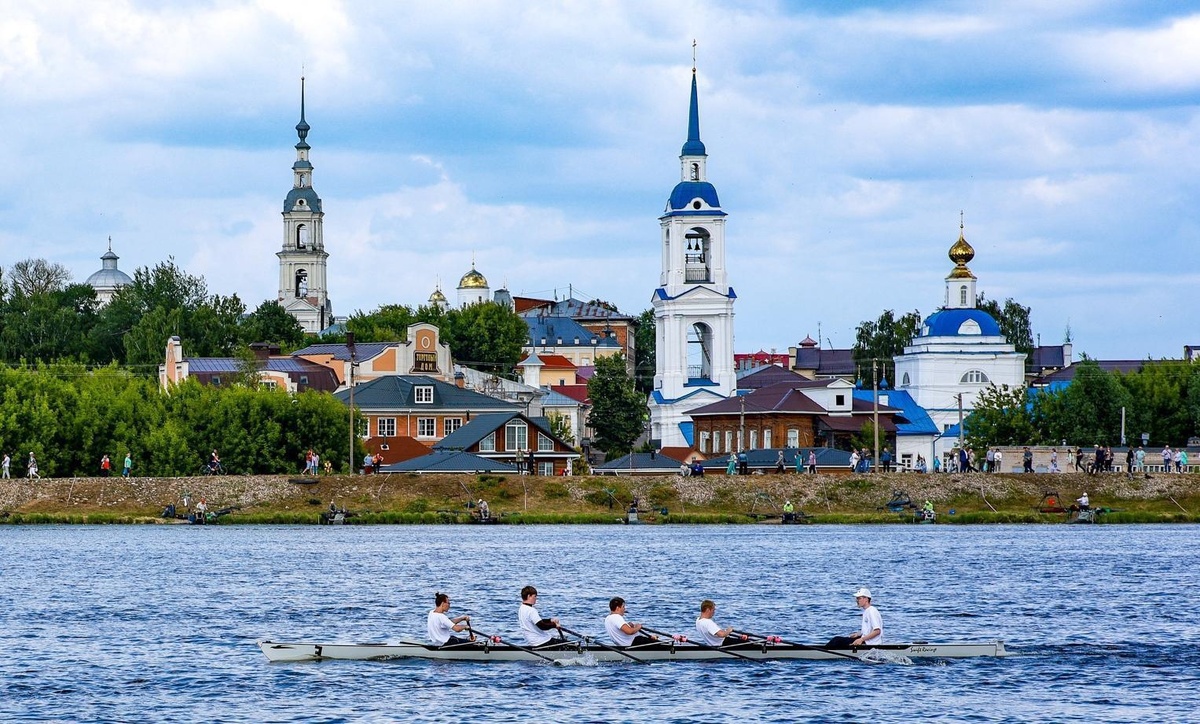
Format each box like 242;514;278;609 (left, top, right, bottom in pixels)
0;471;1197;525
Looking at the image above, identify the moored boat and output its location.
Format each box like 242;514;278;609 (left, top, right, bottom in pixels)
257;638;1008;663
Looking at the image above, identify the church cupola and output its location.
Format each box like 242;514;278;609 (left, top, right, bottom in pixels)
944;214;977;309
277;76;332;333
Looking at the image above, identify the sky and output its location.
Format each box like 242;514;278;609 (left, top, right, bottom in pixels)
2;0;1198;361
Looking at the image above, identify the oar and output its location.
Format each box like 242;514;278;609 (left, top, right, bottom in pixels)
639;625;761;663
467;626;564;666
733;629;874;663
557;625;648;665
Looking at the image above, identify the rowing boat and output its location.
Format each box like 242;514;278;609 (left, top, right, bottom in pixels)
257;638;1008;663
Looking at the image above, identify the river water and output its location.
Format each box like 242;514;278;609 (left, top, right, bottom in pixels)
1;524;1196;723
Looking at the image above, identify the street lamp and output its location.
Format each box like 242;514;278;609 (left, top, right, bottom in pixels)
347;331;357;475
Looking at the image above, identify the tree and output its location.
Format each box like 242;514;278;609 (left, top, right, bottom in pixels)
964;383;1036;450
240;300;306;349
852;309;922;387
1056;359;1133;445
546;412;575;446
633;308;655;395
442;302;528;375
1117;360;1197;446
587;354;646;455
0;284;100;363
8;258;72;296
976;294;1034;364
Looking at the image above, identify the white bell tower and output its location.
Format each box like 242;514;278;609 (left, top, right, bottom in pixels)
648;63;737;449
276;77;333;333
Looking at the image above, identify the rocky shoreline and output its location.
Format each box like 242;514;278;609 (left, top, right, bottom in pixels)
0;471;1196;524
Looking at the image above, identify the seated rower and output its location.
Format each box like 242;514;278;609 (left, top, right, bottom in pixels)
826;587;883;648
605;597;656;647
427;592;474;647
695;599;746;647
518;586;563;647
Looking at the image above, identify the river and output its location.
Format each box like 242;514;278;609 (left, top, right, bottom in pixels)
1;524;1196;722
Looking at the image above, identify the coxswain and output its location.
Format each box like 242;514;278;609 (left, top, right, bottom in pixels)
427;592;474;647
518;586;563;647
695;600;745;647
604;597;656;647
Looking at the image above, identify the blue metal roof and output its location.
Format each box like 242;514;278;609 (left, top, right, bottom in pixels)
523;315;621;347
667;181;721;211
381;450;519;474
852;389;939;436
922;309;1001;337
333;376;518;411
594;452;687;473
284;186;322;213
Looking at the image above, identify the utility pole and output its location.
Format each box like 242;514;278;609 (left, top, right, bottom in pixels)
739;392;746;454
347;332;357;475
872;359;879;474
956;392;964;450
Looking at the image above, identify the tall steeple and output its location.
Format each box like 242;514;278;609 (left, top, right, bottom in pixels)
649;52;737;450
277;76;332;333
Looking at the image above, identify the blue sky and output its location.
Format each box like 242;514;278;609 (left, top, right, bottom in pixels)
2;1;1198;361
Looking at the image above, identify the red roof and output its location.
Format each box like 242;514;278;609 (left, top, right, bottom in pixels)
551;384;590;403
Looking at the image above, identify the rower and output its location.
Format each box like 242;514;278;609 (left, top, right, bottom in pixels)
427;592;474;647
604;597;655;647
695;600;745;647
518;586;563;647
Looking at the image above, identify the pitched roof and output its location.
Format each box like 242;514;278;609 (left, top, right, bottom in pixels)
380;450;519;474
689;384;826;416
853;389;938;436
293;342;395;362
523;314;621;348
594;451;686;473
334;375;519;411
550;384;590;403
434;412;558;451
520;353;576;368
736;365;809;388
792;347;855;377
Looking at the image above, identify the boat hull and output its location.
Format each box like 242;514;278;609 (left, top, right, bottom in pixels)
258;639;1008;663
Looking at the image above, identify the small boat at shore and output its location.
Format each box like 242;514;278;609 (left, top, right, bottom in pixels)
258;638;1008;663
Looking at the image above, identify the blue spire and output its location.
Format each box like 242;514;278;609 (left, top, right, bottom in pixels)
681;69;706;157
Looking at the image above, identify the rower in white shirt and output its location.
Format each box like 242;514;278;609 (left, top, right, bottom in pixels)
517;586;563;647
695;599;746;647
604;597;656;647
427;592;474;647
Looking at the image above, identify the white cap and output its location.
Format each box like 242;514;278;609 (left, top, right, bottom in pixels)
854;587;872;599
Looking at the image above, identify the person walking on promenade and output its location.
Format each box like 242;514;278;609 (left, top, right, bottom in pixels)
808;449;817;475
1161;445;1172;473
122;452;132;478
1022;447;1034;474
1126;447;1135;479
985;447;995;473
1135;446;1146;473
1049;448;1059;473
27;452;40;480
849;449;860;473
775;449;785;474
1173;448;1183;473
737;449;749;476
2;452;10;479
726;453;736;476
100;454;111;477
794;450;803;474
1075;448;1085;472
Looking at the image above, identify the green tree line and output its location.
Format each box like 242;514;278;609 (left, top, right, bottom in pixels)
0;362;359;477
966;359;1200;450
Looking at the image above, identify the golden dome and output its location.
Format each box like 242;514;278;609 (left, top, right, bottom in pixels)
458;266;489;289
429;288;447;303
947;221;976;279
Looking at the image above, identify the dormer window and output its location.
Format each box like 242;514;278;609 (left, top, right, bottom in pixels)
415;386;434;403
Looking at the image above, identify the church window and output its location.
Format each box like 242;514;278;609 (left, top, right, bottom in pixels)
687;322;713;380
690;163;699;181
901;372;910;387
297;224;309;249
958;320;982;335
295;269;308;298
959;286;967;305
961;370;989;384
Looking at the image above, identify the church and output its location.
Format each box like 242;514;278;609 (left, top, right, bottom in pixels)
275;78;334;334
647;64;738;450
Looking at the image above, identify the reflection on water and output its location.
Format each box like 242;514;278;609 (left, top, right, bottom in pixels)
1;524;1197;722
